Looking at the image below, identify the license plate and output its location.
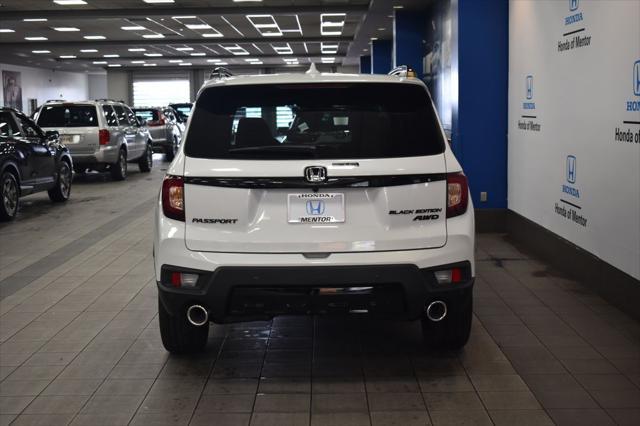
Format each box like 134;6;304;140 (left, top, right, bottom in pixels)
60;134;81;144
287;193;345;224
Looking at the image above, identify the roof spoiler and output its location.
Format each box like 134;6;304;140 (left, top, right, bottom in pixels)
388;65;417;78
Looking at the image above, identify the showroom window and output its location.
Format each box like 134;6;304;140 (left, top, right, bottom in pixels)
132;79;190;107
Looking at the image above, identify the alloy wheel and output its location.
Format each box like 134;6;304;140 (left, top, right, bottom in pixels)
2;175;18;215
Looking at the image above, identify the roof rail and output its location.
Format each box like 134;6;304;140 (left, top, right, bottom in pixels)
208;67;233;80
388;65;417;78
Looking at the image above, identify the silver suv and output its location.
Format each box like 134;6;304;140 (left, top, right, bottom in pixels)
36;100;153;180
133;107;182;161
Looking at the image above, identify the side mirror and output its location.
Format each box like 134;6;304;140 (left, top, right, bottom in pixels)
45;130;59;141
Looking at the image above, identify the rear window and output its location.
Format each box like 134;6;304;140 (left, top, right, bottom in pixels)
37;105;98;128
134;109;159;123
185;83;445;160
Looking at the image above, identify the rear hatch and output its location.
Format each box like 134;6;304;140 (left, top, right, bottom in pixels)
37;104;100;154
183;82;448;254
133;109;165;142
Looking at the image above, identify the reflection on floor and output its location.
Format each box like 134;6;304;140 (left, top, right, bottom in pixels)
0;162;638;425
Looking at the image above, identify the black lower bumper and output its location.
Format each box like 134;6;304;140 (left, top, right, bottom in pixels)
157;262;474;323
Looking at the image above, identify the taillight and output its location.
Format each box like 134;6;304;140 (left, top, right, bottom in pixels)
446;173;469;218
169;271;198;288
98;129;110;145
162;176;185;221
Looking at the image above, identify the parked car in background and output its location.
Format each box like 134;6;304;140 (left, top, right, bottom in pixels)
36;100;153;180
0;107;73;221
133;107;182;161
169;102;193;122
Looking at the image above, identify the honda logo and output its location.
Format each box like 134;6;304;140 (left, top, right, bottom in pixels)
306;200;326;215
526;75;533;100
570;0;579;11
566;155;577;184
634;60;640;96
304;166;327;183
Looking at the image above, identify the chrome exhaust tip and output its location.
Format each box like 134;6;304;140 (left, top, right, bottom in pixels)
186;305;209;327
425;301;447;322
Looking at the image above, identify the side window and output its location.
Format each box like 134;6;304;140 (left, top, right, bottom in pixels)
113;105;128;126
16;115;42;139
0;112;18;137
102;105;119;126
125;107;138;126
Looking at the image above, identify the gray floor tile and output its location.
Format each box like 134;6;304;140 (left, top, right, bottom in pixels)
250;412;310;426
258;377;311;394
478;391;541;410
606;408;640;426
367;392;425;411
489;409;554;426
254;393;311;413
418;375;473;393
548;408;616;426
9;413;75;426
370;411;430;426
195;394;255;413
423;392;484;411
42;379;102;396
0;380;50;397
310;412;371;426
23;395;89;415
128;412;192;426
190;412;251;426
311;377;365;394
429;410;492;426
311;393;368;413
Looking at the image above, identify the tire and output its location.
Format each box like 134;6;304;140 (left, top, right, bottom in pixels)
48;160;72;203
138;143;152;173
421;289;472;350
0;171;19;222
110;148;127;181
158;298;209;354
165;136;178;162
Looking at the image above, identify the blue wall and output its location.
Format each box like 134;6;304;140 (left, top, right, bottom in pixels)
371;39;393;74
453;0;508;209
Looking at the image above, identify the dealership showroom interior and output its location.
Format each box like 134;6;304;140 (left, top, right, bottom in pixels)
1;0;640;425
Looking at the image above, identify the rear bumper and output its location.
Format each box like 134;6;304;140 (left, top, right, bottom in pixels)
71;146;119;165
157;262;474;323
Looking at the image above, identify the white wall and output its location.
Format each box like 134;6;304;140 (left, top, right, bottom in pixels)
88;73;107;100
106;70;130;105
508;0;640;280
0;63;89;114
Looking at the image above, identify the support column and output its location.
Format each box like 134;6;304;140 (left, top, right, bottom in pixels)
393;9;426;78
453;0;508;209
359;55;371;74
371;39;393;74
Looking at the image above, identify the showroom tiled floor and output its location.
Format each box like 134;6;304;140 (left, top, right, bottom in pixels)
0;159;639;425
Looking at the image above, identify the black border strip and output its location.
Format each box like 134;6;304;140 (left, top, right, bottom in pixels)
560;199;581;209
563;28;585;37
184;174;447;189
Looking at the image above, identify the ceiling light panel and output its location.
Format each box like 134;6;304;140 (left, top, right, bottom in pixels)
143;34;165;39
128;48;146;52
25;36;48;41
24;19;48;22
220;44;250;56
321;42;339;54
59;55;76;58
143;0;174;3
122;26;146;31
247;14;302;37
0;29;15;33
272;43;293;55
320;13;346;36
80;49;98;52
84;35;106;40
53;27;80;32
53;0;87;4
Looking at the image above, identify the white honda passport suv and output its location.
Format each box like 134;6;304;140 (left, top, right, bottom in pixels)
154;67;475;354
